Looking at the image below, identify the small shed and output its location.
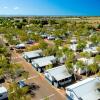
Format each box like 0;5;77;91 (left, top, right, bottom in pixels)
69;44;78;51
22;49;43;63
74;57;94;74
70;37;77;44
0;86;8;100
45;65;72;88
83;46;99;56
32;56;57;72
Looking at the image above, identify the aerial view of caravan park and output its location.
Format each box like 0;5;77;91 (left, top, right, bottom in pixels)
0;0;100;100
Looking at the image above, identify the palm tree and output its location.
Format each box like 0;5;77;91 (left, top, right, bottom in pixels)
8;82;30;100
45;64;53;70
22;71;29;80
0;68;4;81
95;55;100;63
0;45;7;55
38;40;48;50
76;40;86;52
43;46;57;56
65;59;76;81
76;60;86;75
90;34;99;45
44;96;49;100
97;72;100;77
88;63;99;75
80;52;90;58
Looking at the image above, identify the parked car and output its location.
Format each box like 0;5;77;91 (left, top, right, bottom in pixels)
15;43;25;49
47;35;55;40
26;40;35;44
17;81;27;88
41;34;48;39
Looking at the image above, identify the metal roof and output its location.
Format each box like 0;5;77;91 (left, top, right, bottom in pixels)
66;77;100;100
83;47;98;53
23;49;42;59
32;56;56;67
69;44;77;51
78;57;94;65
0;87;7;94
45;65;71;81
70;37;77;43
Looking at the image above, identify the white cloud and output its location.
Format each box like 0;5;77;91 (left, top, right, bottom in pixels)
14;7;19;10
4;6;8;9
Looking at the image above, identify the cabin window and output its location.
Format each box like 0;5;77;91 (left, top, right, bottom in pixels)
0;94;3;97
78;97;83;100
70;91;74;99
47;74;49;78
97;88;100;92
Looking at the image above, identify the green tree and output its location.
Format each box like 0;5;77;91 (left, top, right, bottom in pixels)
46;64;53;70
54;39;63;47
88;63;99;74
95;55;100;63
90;34;99;45
39;40;48;50
8;82;30;100
77;40;86;51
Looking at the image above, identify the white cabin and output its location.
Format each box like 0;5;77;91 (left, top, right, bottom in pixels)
66;77;100;100
0;87;8;100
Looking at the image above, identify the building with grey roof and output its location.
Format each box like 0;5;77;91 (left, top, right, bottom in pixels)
66;77;100;100
22;49;43;63
74;57;94;75
45;65;72;88
0;86;8;100
32;56;57;72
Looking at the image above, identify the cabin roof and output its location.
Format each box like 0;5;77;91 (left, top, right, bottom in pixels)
66;77;100;100
32;56;56;67
0;87;7;94
46;65;71;81
23;49;42;59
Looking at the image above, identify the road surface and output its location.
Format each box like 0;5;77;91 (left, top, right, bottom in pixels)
11;50;66;100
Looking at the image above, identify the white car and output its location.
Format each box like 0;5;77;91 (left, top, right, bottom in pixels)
47;35;55;40
15;43;25;49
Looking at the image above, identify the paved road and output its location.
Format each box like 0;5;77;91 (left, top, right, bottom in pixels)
11;51;66;100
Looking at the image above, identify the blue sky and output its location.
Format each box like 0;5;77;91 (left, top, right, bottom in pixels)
0;0;100;16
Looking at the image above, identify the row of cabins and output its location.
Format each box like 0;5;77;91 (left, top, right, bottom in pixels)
69;38;99;56
67;36;100;100
22;49;100;100
32;56;56;72
22;49;43;63
22;49;72;88
74;57;100;75
0;49;71;99
45;65;72;88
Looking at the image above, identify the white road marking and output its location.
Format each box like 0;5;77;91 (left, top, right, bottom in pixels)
15;61;23;63
40;94;55;100
21;75;39;81
11;56;22;59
